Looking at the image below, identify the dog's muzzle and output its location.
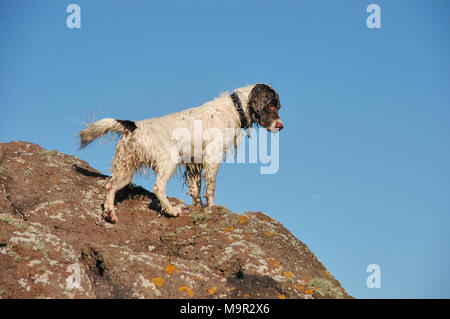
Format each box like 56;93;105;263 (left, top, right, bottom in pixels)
268;119;284;132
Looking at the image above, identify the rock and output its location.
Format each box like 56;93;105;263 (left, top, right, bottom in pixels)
0;141;351;299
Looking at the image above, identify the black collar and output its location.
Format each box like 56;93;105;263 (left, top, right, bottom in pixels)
230;92;250;129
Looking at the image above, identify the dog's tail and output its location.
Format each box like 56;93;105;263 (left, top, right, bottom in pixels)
78;118;137;149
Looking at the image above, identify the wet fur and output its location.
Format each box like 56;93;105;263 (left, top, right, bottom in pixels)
78;84;283;223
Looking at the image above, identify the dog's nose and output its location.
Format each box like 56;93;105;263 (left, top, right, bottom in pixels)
275;121;284;131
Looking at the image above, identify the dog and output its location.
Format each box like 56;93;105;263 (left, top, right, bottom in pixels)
79;83;283;223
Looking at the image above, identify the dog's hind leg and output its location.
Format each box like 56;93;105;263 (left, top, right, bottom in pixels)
204;162;220;206
104;146;135;223
185;164;203;207
153;163;181;217
104;166;134;223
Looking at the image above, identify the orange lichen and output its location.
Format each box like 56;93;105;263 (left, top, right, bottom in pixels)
222;226;235;232
208;286;217;295
283;272;293;279
323;270;331;278
244;293;250;298
278;294;286;299
164;264;178;276
264;232;276;236
178;286;194;298
239;216;247;224
265;258;281;268
56;202;71;207
50;177;62;183
304;289;314;295
151;278;164;287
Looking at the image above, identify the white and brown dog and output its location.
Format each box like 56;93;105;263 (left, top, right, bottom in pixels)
79;83;283;223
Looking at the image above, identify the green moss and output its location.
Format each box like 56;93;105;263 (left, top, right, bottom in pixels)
192;210;209;224
38;266;48;273
189;265;204;273
38;150;58;160
165;232;176;237
35;241;49;258
24;167;33;178
0;213;28;231
41;225;51;233
215;216;239;231
308;277;344;299
247;242;263;257
153;289;162;297
175;225;192;234
214;205;230;212
167;247;179;257
0;213;14;224
244;224;255;234
15;223;28;231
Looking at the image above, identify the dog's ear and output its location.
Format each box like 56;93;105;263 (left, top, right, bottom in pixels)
248;84;279;124
248;84;266;120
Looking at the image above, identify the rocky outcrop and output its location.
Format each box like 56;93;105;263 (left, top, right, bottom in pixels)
0;141;350;299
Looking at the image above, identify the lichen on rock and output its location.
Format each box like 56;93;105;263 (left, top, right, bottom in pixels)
0;141;351;299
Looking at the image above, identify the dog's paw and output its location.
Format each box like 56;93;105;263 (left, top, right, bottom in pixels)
167;206;181;217
103;210;118;224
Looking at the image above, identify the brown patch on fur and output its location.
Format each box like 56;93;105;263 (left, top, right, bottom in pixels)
248;84;283;131
116;120;137;132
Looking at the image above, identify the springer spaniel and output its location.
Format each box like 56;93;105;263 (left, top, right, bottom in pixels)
79;84;283;223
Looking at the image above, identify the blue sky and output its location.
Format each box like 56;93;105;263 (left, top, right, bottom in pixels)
1;0;449;298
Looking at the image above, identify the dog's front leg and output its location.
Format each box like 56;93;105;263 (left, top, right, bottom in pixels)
204;162;220;206
188;173;202;207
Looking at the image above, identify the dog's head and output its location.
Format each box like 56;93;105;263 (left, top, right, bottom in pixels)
248;84;284;132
